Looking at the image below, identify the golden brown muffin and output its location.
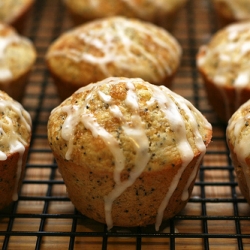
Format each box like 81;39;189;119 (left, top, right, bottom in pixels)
47;77;212;230
197;21;250;123
0;0;34;33
46;16;182;101
0;22;37;102
227;99;250;205
63;0;188;30
212;0;250;27
0;90;32;210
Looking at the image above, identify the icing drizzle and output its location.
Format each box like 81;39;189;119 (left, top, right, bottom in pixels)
53;77;211;230
0;92;32;201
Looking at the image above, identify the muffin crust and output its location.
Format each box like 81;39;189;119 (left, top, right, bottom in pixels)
197;21;250;122
48;77;212;230
46;16;181;100
0;23;36;102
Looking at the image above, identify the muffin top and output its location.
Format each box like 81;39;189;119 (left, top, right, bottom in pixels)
213;0;250;21
46;16;181;87
48;77;212;176
64;0;187;22
197;21;250;88
0;22;36;82
0;0;34;24
0;90;32;159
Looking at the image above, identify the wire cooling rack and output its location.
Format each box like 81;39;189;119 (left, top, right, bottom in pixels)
1;0;250;249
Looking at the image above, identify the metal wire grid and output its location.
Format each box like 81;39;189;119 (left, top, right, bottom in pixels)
0;0;250;249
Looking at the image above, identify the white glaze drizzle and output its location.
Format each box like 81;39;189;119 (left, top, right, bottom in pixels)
0;94;32;201
227;102;250;195
54;77;210;231
60;90;126;184
178;96;207;201
147;85;209;231
104;79;151;230
48;17;181;83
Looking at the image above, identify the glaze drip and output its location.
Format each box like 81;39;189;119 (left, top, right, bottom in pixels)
148;85;207;231
0;92;31;201
104;80;151;230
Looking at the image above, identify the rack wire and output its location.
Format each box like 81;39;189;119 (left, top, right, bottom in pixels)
1;0;250;249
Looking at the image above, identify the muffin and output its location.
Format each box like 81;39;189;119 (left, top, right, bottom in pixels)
0;90;32;210
197;21;250;123
212;0;250;27
227;99;250;205
63;0;188;30
46;16;182;101
47;77;212;230
0;0;35;33
0;22;37;102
